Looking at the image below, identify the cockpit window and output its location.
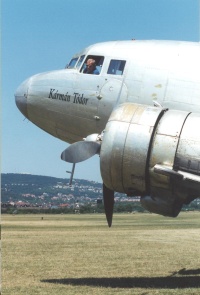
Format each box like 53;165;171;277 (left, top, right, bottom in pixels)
107;59;126;75
81;55;104;75
76;55;85;68
66;57;79;69
65;55;85;69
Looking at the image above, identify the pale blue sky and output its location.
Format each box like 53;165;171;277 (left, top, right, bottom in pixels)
2;0;200;182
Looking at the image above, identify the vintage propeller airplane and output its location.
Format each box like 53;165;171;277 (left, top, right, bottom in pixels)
15;39;200;226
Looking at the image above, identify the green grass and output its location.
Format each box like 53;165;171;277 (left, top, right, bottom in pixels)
2;212;200;294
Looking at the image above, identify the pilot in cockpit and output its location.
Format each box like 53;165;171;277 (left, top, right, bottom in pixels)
83;59;99;75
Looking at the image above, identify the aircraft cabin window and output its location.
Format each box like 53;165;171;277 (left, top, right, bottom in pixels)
107;59;126;75
81;55;104;75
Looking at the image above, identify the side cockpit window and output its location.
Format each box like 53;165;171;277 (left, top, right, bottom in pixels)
66;55;85;69
107;59;126;75
76;55;85;68
81;55;104;75
66;57;79;69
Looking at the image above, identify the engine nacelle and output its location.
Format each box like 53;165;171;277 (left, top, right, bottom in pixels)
100;103;200;217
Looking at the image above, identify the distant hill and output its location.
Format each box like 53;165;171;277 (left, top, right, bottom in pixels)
1;173;102;204
2;173;199;214
2;173;64;186
1;173;100;186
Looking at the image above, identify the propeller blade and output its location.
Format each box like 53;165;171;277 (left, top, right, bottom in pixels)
103;183;114;227
61;141;100;163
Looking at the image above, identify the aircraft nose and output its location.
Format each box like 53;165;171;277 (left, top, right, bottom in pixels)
15;78;30;118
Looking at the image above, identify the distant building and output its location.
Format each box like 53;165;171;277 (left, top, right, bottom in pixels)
59;203;69;208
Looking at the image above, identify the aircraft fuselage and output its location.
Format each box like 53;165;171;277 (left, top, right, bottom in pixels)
15;40;200;223
15;40;200;144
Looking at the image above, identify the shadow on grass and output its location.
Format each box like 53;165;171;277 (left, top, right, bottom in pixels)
170;268;200;276
42;269;200;289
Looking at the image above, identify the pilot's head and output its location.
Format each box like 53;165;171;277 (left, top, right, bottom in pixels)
86;59;96;73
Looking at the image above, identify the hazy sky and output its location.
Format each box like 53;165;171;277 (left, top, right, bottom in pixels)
2;0;200;182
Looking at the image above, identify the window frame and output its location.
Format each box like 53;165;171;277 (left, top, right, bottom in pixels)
80;55;104;74
107;59;126;76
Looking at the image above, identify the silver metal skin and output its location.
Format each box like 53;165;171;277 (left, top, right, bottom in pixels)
100;103;165;194
15;40;200;221
100;103;200;217
15;78;29;118
15;40;200;143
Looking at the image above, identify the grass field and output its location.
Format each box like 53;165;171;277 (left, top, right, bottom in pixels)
2;212;200;295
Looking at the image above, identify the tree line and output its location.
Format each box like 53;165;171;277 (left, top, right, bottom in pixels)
2;200;200;214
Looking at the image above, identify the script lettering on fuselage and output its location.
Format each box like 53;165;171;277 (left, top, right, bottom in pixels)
73;92;88;105
48;88;71;101
48;89;88;105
